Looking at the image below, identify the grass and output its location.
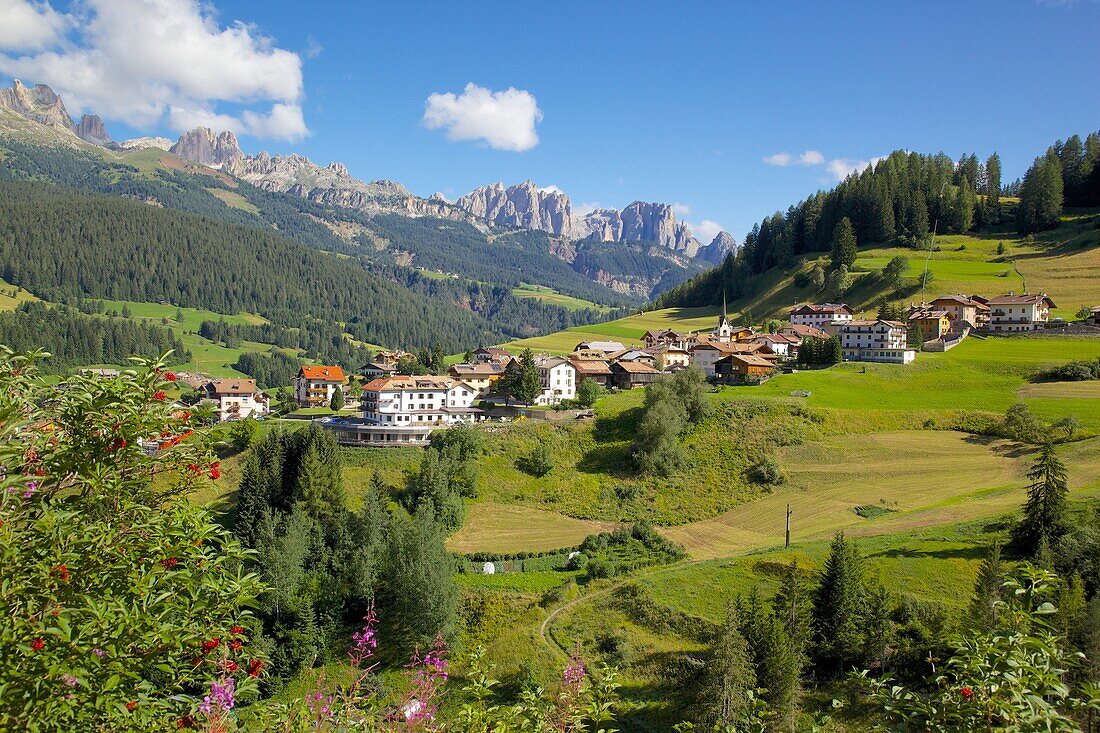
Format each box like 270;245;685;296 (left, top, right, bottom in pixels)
511;284;614;313
500;306;720;354
660;430;1029;559
448;502;619;554
206;188;261;215
0;278;39;310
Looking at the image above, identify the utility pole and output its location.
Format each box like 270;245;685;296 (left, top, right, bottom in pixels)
785;503;792;548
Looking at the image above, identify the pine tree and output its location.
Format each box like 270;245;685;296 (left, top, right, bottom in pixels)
830;217;857;270
329;386;344;411
1017;152;1064;234
1013;443;1069;555
513;348;542;406
950;177;975;233
985;152;1002;202
812;532;866;676
696;604;760;731
968;543;1005;630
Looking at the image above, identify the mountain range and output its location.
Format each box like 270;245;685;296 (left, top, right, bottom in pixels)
0;79;734;299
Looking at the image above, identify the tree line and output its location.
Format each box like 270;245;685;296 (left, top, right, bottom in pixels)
0;301;190;370
658;130;1100;311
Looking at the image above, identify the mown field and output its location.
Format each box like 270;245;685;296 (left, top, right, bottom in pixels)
510;283;615;313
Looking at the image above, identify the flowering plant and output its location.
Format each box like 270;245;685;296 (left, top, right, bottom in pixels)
0;350;266;731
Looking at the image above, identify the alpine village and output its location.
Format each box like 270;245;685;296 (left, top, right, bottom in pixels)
1;3;1100;732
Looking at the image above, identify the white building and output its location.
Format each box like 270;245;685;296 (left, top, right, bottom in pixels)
987;293;1056;332
328;375;482;446
535;356;577;405
202;379;270;422
838;319;916;364
789;303;854;330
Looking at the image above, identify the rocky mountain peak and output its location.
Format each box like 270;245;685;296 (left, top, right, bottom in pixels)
0;79;76;131
698;230;737;264
75;114;111;146
169;127;243;167
455;181;577;239
583;201;700;256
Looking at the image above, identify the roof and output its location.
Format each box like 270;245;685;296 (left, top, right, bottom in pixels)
611;361;661;374
930;294;990;310
535;356;573;369
790;303;853;316
987;293;1057;307
843;319;905;328
574;340;626;353
299;365;345;382
908;307;951;320
363;375;454;392
718;353;775;368
778;324;830;339
475;347;511;356
752;333;799;345
207;378;259;395
570;359;612;375
449;362;506;377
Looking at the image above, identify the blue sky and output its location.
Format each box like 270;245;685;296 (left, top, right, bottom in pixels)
2;0;1099;241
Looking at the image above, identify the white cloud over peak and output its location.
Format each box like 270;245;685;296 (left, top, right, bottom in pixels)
671;202;692;216
688;219;724;244
423;82;542;152
826;155;887;181
538;184;564;194
765;147;885;181
0;0;309;141
575;201;603;217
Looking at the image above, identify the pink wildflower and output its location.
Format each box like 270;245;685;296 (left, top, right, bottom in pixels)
199;677;235;717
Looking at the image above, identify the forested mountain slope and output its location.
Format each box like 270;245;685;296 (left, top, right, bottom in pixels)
0;182;606;354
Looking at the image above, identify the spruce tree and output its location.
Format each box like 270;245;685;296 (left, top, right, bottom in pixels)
386;507;459;647
740;589;800;729
811;532;866;677
968;543;1005;630
1013;443;1069;555
329;386;344;411
696;604;760;730
1017;152;1064;234
830;217;857;270
513;348;542;406
773;560;812;658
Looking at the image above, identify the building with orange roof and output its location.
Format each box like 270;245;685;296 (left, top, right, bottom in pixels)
293;365;346;408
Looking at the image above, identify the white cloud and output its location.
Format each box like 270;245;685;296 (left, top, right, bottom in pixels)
304;35;323;59
765;150;826;167
0;0;309;141
423;82;542;152
799;150;825;165
671;202;692;216
538;184;563;194
0;0;69;52
575;201;604;217
825;155;886;181
687;219;724;244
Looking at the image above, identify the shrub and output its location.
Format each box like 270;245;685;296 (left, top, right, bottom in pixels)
1032;358;1100;382
751;455;786;484
520;440;555;477
587;558;618;579
230;416;261;451
0;351;266;730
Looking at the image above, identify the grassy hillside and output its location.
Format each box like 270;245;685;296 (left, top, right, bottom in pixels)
738;210;1099;320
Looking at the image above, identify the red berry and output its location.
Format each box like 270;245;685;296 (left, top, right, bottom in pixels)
153;391;166;401
31;638;44;651
126;701;136;711
230;625;243;635
247;659;264;677
209;467;221;480
165;372;177;382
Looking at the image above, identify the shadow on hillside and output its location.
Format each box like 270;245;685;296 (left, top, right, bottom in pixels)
961;434;1036;459
867;545;989;561
576;444;635;478
594;406;644;443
